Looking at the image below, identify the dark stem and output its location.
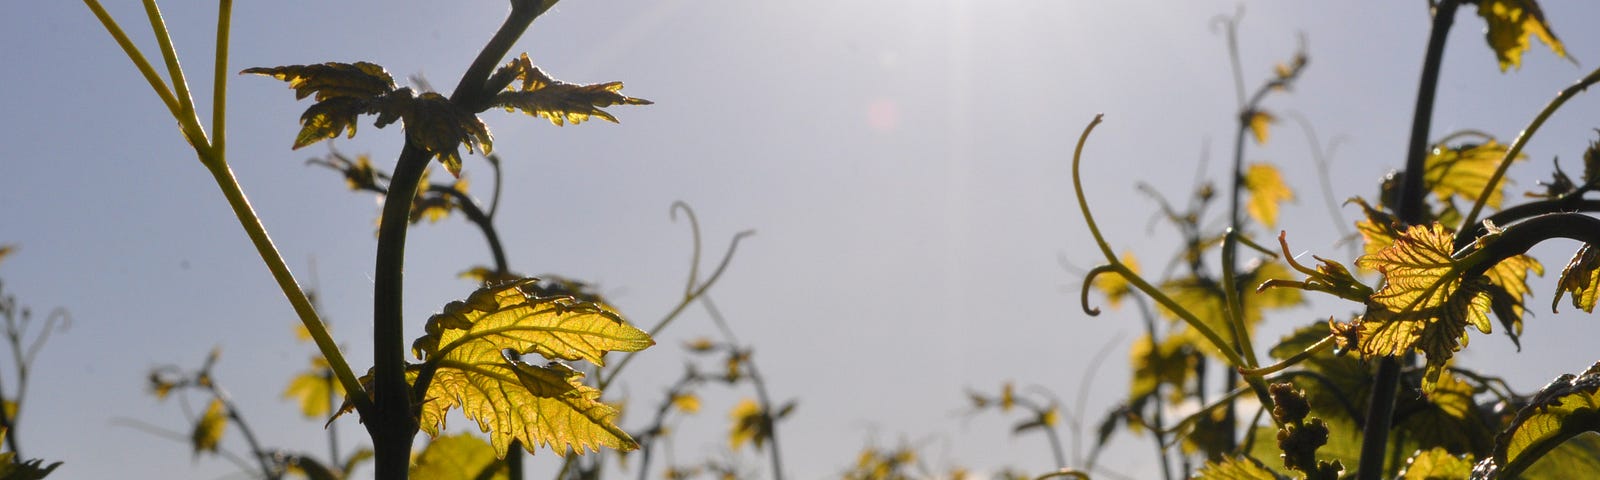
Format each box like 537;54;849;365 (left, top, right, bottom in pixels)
1453;197;1600;251
430;185;509;273
202;382;281;480
370;3;549;478
702;296;784;480
1359;2;1457;479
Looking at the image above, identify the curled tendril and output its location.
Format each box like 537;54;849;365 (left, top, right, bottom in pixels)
1080;265;1118;316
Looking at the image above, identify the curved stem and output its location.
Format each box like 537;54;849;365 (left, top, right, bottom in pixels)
1454;198;1600;251
1460;65;1600;229
1362;3;1458;479
430;185;508;273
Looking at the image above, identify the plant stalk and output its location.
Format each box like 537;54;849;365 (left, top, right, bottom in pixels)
1359;2;1457;479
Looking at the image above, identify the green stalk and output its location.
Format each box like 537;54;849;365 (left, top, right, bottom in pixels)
82;0;182;118
1459;65;1600;229
1360;2;1458;479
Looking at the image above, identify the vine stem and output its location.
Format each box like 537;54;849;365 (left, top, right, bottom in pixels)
1361;2;1457;479
1459;64;1600;229
82;0;369;415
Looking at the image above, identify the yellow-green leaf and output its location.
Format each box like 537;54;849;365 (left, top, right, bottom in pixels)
729;398;769;451
1478;362;1600;479
1399;447;1473;480
1424;141;1522;210
410;433;508;480
1477;0;1567;72
671;393;701;414
192;398;228;457
1248;110;1276;145
459;266;523;285
403;93;492;177
1092;251;1139;309
1244;163;1295;228
411;280;651;456
1352;198;1402;272
283;359;341;419
492;53;652;126
242;62;397;101
1482;251;1542;341
1554;244;1600;313
1195;455;1286;480
412;279;653;365
1129;333;1194;403
1354;223;1493;392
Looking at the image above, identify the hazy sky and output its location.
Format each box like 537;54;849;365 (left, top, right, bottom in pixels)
4;1;1600;479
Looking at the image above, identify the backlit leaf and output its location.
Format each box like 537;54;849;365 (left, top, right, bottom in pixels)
1476;0;1567;72
410;433;508;480
283;358;341;419
1473;362;1600;479
1354;223;1493;392
192;398;227;457
1195;455;1287;480
1092;251;1139;309
1248;110;1276;145
1481;251;1542;343
402;93;493;177
412;279;653;456
1352;198;1402;272
1129;333;1194;403
671;393;701;414
1425;141;1521;210
459;266;523;285
1553;244;1600;313
1160;260;1302;356
729;398;768;451
243;63;411;150
1401;447;1474;480
492;53;652;126
1244;163;1295;228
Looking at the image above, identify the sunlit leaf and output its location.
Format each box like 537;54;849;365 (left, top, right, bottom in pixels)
1355;223;1492;392
243;63;412;150
1393;372;1494;456
192;398;228;457
402;93;493;177
1352;198;1403;272
1425;141;1522;210
670;392;701;415
1195;455;1288;480
1481;251;1542;344
410;433;508;480
729;398;769;451
1160;260;1302;356
1401;447;1474;480
1092;251;1139;309
1129;333;1194;403
459;266;523;285
1515;432;1600;479
1553;244;1600;313
1244;163;1295;228
999;382;1016;412
283;358;342;419
1476;0;1567;72
1248;110;1276;145
0;448;61;480
412;279;653;456
1473;362;1600;479
491;53;653;126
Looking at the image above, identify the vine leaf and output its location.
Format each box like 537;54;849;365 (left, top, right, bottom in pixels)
491;53;653;126
729;398;770;451
283;357;342;419
412;280;654;456
245;62;492;177
1482;251;1543;346
0;433;60;480
1354;223;1492;392
1553;244;1600;313
1425;141;1522;210
1091;251;1139;309
1352;198;1403;272
1472;362;1600;479
671;392;701;414
1129;333;1194;404
192;398;228;457
1400;447;1474;479
1159;261;1302;356
1195;455;1288;480
410;433;508;480
1476;0;1568;72
1248;110;1276;145
1244;163;1295;228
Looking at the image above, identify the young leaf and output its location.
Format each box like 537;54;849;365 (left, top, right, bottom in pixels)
491;53;653;126
1195;455;1288;480
411;280;653;456
1248;110;1276;145
671;392;701;414
1352;197;1403;272
192;398;228;457
1553;244;1600;313
401;93;493;177
1473;362;1600;479
1480;251;1542;343
1128;333;1194;403
1400;448;1474;480
282;358;342;419
1476;0;1567;72
1092;251;1139;309
1244;163;1295;228
1355;223;1493;391
1424;141;1522;210
243;63;411;149
409;433;508;480
729;398;769;451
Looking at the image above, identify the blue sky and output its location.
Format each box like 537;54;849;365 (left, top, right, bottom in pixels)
4;1;1600;478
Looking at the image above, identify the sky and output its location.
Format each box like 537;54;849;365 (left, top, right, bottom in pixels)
4;1;1600;479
